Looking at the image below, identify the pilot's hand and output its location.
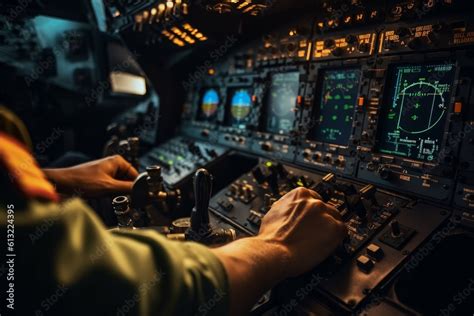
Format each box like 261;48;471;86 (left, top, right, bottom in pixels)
212;187;347;315
43;155;139;198
258;187;347;277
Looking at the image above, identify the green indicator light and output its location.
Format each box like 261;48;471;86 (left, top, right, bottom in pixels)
332;115;338;121
265;161;272;167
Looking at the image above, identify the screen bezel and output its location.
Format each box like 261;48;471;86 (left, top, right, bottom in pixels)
307;67;362;147
224;86;254;128
262;71;300;135
375;61;457;163
195;86;221;123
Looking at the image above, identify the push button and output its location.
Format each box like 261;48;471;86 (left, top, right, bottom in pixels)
366;243;384;261
247;210;264;226
356;255;374;273
217;199;233;212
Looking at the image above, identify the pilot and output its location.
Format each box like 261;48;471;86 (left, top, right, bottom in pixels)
0;105;346;315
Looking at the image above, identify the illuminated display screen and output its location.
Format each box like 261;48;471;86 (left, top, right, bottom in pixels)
197;88;220;122
226;88;253;128
377;63;456;162
311;68;360;145
265;72;300;134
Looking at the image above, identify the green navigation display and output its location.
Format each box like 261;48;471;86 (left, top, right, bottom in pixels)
377;63;456;162
311;68;360;145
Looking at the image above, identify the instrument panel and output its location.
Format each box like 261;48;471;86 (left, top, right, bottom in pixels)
136;1;474;314
180;9;474;213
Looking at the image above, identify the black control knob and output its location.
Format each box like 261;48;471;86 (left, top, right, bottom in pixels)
127;137;140;169
302;149;311;159
112;196;133;227
262;193;276;213
432;22;445;33
331;47;344;56
267;171;280;196
324;38;336;48
345;34;358;45
395;27;411;38
147;165;164;192
190;169;213;234
243;185;253;200
333;157;344;167
312;173;336;202
427;31;440;46
207;149;218;158
427;23;446;46
348;194;367;221
378;166;392;181
287;43;296;52
252;165;266;184
407;36;428;50
390;220;401;237
358;42;370;53
187;169;236;245
261;141;272;151
360;184;379;210
201;129;210;137
273;162;288;179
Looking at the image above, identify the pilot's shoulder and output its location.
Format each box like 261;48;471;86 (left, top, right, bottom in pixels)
0;132;58;202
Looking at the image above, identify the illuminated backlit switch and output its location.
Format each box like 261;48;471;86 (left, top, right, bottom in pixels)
247;210;264;226
366;243;384;261
454;101;462;113
356;255;374;273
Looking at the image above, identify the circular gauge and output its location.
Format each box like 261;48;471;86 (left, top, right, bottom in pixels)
231;90;252;121
201;89;219;118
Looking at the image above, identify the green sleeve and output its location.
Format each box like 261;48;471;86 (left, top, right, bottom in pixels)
2;198;229;315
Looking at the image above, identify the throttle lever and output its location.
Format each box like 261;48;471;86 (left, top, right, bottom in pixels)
185;169;236;245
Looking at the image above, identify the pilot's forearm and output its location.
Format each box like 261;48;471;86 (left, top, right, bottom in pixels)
43;168;68;191
212;237;290;316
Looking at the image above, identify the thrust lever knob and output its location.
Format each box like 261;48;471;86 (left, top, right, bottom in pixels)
191;168;213;233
